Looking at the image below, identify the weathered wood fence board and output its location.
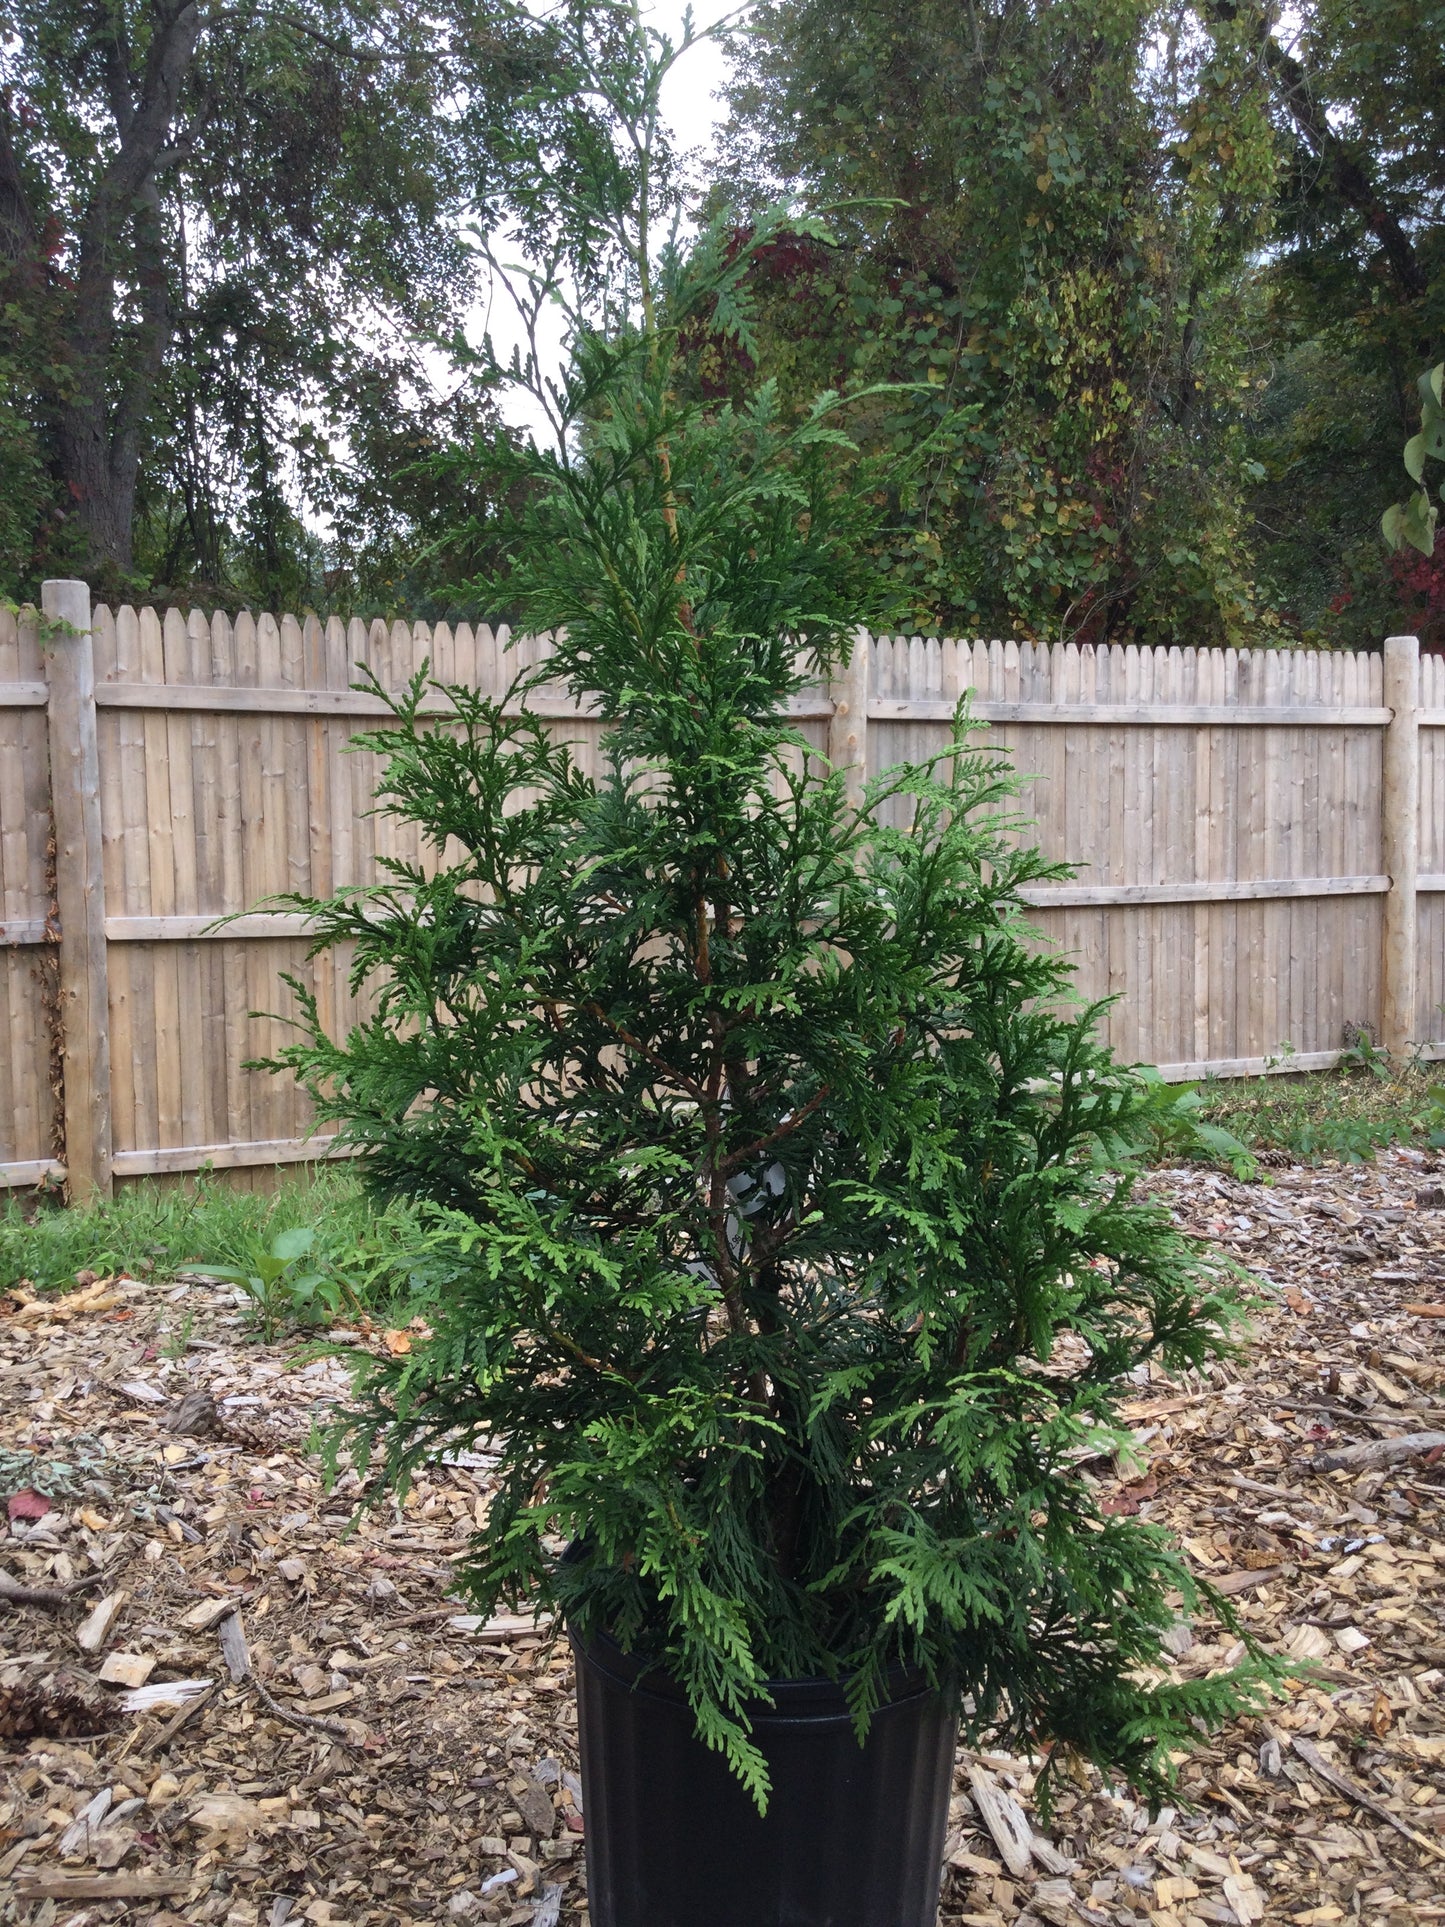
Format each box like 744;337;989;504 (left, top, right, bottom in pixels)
864;632;1416;1076
0;603;60;1186
0;586;1439;1193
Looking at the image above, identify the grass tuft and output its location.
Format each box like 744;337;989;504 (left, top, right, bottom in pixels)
1196;1055;1445;1165
0;1167;430;1327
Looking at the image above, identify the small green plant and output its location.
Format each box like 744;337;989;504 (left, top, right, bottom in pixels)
266;6;1281;1815
1128;1071;1258;1179
159;1308;196;1359
1337;1025;1392;1080
207;1226;348;1340
1418;1086;1445;1150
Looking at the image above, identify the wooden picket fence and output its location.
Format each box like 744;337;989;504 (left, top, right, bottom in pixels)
2;581;1443;1198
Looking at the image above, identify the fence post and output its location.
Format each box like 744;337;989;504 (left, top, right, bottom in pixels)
41;579;113;1202
827;627;871;810
1381;631;1420;1062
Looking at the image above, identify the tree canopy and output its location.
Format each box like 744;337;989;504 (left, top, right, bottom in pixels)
0;0;545;607
1;0;1440;643
711;0;1442;647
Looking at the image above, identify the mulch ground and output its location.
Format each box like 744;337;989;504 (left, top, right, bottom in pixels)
2;1149;1444;1927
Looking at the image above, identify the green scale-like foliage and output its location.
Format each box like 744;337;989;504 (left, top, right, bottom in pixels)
268;4;1277;1812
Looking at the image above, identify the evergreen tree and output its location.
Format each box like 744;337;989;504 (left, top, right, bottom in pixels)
271;0;1278;1808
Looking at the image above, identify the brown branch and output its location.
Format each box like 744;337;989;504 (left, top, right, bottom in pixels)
249;1672;364;1748
718;1086;831;1180
576;1001;708;1104
541;1319;640;1384
0;1567;110;1609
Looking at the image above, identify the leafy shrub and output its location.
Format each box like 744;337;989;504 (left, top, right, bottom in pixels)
1127;1072;1258;1178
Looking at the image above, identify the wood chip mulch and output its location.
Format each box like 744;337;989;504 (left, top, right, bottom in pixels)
2;1148;1444;1927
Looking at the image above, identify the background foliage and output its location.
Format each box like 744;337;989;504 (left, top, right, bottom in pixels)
713;0;1443;646
0;0;544;612
1;0;1441;643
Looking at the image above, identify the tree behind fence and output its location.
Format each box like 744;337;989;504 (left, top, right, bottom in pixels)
1;584;1440;1198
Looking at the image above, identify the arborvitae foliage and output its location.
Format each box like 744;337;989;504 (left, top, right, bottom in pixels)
270;1;1279;1811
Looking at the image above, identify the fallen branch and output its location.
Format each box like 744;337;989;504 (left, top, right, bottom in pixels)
1292;1736;1445;1863
1211;1565;1284;1595
249;1672;364;1747
380;1603;466;1630
1310;1431;1445;1474
1227;1473;1323;1509
201;1604;360;1746
0;1567;109;1608
1272;1396;1435;1428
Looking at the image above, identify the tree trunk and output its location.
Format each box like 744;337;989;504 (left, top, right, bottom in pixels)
58;172;175;578
5;2;201;579
56;402;142;576
1208;1;1427;305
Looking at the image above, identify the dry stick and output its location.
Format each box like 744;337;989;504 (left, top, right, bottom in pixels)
1292;1736;1445;1864
1211;1564;1284;1595
1227;1473;1325;1509
1310;1431;1445;1474
381;1603;466;1631
249;1672;364;1748
15;1871;194;1902
0;1567;109;1609
203;1601;364;1747
1270;1395;1445;1427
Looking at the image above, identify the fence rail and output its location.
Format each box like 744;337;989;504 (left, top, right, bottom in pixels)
1;583;1440;1196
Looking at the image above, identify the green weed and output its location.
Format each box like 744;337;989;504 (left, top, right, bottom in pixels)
204;1225;350;1341
1126;1071;1259;1178
0;1167;431;1331
1195;1053;1445;1165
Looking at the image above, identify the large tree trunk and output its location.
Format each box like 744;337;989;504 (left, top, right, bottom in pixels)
56;402;143;576
58;172;175;577
2;1;200;580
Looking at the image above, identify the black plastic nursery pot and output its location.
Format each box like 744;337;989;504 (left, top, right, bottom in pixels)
570;1626;958;1927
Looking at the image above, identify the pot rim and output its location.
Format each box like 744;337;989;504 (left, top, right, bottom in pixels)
569;1621;942;1718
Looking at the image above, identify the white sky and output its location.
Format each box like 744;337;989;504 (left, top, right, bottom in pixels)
479;0;741;443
